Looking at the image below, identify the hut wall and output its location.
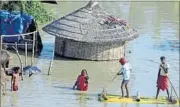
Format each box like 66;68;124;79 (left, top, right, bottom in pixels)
55;37;125;61
55;36;64;56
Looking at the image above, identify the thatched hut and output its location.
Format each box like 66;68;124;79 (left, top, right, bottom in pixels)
43;1;139;61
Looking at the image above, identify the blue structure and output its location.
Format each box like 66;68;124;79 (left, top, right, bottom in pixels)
0;10;33;43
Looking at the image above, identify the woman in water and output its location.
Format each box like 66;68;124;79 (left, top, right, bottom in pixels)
73;69;89;91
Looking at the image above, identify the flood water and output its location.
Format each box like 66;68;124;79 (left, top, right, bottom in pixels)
1;1;179;107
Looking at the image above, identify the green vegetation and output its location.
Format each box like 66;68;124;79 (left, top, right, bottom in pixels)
0;1;54;23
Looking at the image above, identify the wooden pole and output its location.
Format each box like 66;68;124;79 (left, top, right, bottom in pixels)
25;42;27;66
168;77;179;100
48;49;55;75
0;36;2;50
102;72;119;94
31;32;35;66
170;87;173;98
0;35;2;96
0;36;2;64
48;61;52;75
15;42;18;49
0;36;7;95
12;46;23;81
35;31;38;53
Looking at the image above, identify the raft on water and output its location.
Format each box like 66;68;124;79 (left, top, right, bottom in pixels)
98;94;179;105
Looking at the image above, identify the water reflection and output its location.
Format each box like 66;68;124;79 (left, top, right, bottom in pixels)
11;93;18;107
77;93;88;107
120;103;129;107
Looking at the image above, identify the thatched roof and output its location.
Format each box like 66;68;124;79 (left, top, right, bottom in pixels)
43;1;139;43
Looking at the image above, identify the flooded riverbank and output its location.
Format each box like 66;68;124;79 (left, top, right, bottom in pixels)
1;1;179;107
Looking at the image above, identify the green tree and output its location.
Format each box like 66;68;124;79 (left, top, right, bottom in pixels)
0;1;54;23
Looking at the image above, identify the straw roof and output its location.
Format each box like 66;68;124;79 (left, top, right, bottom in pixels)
43;1;139;43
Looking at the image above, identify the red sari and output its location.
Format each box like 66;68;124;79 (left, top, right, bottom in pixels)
77;75;88;91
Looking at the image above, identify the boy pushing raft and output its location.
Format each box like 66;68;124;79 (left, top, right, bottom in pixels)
117;58;132;98
156;56;170;100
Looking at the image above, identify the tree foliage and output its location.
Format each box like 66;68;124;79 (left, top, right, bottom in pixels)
0;1;54;23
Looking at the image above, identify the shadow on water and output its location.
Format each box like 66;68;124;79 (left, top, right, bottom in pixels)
56;90;99;98
53;86;73;90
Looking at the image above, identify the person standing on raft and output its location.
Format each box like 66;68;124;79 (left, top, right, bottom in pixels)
73;69;89;91
156;56;170;100
117;58;132;98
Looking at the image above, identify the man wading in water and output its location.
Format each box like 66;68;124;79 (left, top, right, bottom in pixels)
156;56;170;100
117;58;132;98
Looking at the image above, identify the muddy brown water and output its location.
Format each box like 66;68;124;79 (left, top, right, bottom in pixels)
1;1;179;107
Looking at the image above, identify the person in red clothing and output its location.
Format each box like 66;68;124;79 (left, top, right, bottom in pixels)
156;56;170;100
73;69;89;91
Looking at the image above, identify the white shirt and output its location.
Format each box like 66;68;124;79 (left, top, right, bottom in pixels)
120;63;132;80
159;63;169;76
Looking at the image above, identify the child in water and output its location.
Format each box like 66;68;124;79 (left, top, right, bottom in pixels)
117;58;132;98
156;56;170;100
73;69;89;91
11;67;20;91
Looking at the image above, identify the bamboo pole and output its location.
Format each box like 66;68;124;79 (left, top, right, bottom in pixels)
0;35;2;96
1;31;36;37
48;49;55;75
15;42;18;49
168;77;179;100
0;35;2;50
12;46;23;81
0;36;7;95
48;61;53;75
2;43;33;45
35;32;38;53
25;42;27;66
170;87;173;98
31;32;35;66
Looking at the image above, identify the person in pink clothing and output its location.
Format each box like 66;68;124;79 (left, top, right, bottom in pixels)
11;67;20;91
